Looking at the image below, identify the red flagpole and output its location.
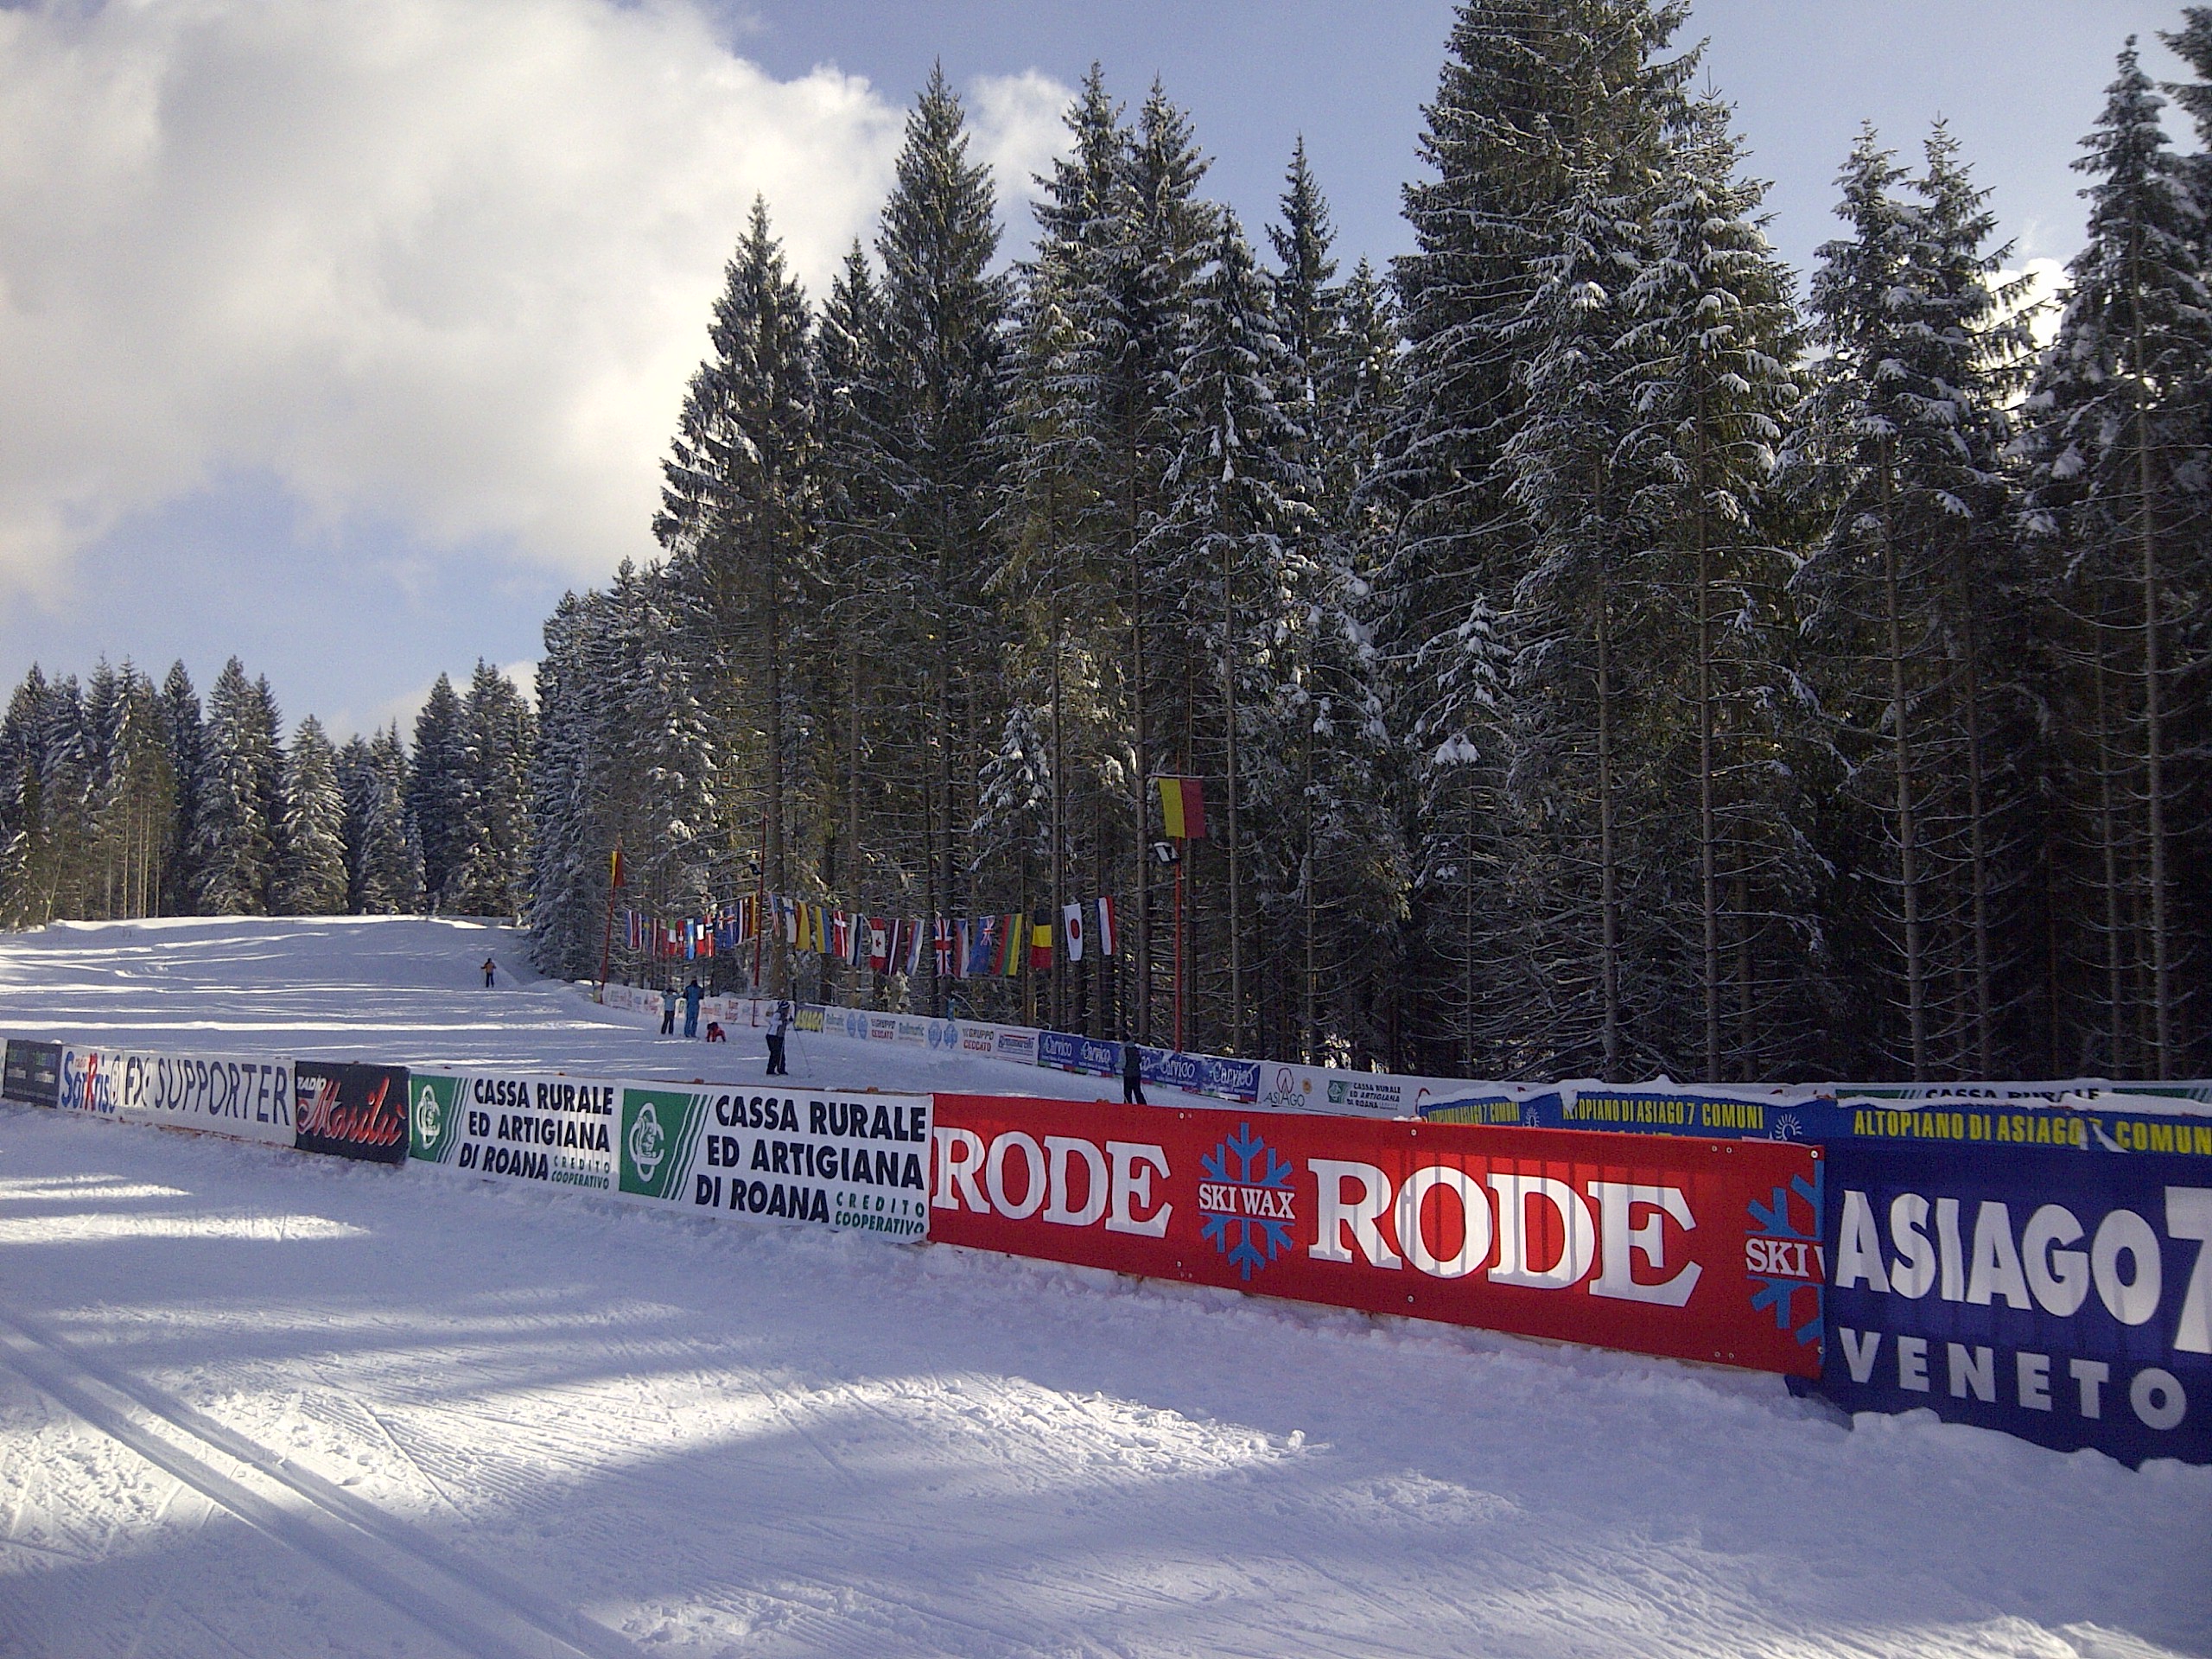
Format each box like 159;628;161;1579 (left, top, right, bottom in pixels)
597;845;624;1003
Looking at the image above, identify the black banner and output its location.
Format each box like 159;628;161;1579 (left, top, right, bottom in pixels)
293;1061;410;1165
3;1039;61;1108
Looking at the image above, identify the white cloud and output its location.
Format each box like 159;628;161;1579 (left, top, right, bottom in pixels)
0;0;1071;597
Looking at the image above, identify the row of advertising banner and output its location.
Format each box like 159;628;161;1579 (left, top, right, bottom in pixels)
5;1031;2205;1466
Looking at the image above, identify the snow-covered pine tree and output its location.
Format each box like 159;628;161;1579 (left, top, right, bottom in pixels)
1002;66;1135;1035
88;665;175;920
407;674;472;911
1095;78;1217;1042
1790;118;2063;1081
871;68;1013;1014
1373;0;1694;1076
454;661;533;918
1165;210;1310;1055
526;594;603;977
195;658;278;915
0;669;69;925
2019;41;2211;1079
277;715;348;914
1294;253;1408;1066
1615;98;1827;1081
158;663;204;915
655;198;818;995
814;240;894;1006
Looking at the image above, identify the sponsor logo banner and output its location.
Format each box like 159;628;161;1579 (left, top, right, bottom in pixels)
410;1070;617;1192
1199;1056;1261;1104
294;1062;409;1164
122;1052;296;1144
1138;1047;1204;1094
3;1039;61;1107
1807;1137;2210;1465
1038;1031;1120;1077
993;1029;1038;1065
56;1045;130;1116
1419;1090;1560;1128
931;1096;1821;1376
1552;1090;1841;1142
618;1086;931;1239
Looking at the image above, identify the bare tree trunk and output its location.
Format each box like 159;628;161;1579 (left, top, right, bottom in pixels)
1129;448;1150;1044
1879;451;1929;1078
1597;514;1622;1082
1695;470;1721;1084
2091;612;2126;1073
1302;632;1316;1063
1221;536;1243;1057
1961;610;1995;1077
2128;245;2173;1077
765;527;788;998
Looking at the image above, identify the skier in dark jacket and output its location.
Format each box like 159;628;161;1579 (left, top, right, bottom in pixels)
1121;1038;1146;1106
765;1001;793;1076
682;979;704;1039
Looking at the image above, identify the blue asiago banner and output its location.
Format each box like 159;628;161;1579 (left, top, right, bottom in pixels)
1804;1137;2210;1465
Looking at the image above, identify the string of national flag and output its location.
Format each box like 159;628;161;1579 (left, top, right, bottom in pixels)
618;895;1119;975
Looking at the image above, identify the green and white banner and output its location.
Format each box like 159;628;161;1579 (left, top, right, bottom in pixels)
617;1085;931;1239
410;1069;618;1192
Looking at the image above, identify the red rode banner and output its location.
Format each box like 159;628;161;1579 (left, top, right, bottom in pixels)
931;1096;1822;1376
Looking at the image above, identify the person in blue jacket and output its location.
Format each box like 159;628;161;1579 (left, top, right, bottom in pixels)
682;979;703;1039
660;986;677;1036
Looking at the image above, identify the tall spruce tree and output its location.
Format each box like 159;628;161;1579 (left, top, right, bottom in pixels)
408;674;472;910
655;199;819;993
2020;42;2211;1078
158;663;204;915
1166;211;1309;1054
196;658;279;915
1372;0;1695;1075
278;716;348;914
872;68;1013;1014
454;662;534;918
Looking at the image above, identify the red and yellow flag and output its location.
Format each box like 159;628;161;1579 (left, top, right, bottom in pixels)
1158;776;1207;840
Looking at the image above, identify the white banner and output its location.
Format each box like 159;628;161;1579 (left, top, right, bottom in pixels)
121;1052;296;1144
409;1068;616;1192
616;1084;931;1239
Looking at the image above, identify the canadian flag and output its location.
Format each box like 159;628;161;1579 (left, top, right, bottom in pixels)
868;918;890;974
1063;901;1085;963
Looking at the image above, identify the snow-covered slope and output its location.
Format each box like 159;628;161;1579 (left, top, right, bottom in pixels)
0;913;1203;1104
0;918;2206;1658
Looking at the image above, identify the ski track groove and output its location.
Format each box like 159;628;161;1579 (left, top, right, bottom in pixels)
0;1304;647;1659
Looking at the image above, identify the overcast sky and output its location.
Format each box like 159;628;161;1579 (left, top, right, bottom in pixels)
0;0;2191;737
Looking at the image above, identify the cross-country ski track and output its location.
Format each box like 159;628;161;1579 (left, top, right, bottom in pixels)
0;917;2203;1657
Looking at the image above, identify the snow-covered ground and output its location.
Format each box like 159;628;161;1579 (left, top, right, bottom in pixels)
0;918;2205;1658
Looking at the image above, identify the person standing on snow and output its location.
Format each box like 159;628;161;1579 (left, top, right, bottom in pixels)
682;978;703;1039
1121;1037;1146;1106
765;1000;793;1077
660;985;677;1036
481;957;497;988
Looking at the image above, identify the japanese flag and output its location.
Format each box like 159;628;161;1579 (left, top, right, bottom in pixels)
1063;902;1085;962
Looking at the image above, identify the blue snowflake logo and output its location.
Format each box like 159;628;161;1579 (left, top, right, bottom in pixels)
1746;1166;1824;1348
1199;1122;1297;1281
